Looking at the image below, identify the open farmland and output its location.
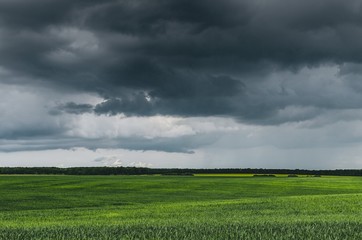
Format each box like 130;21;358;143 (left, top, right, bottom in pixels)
1;174;362;239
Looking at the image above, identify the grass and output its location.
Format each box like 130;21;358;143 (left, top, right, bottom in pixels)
1;174;362;239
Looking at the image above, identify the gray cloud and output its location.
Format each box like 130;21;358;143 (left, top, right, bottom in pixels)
0;134;218;154
2;0;362;124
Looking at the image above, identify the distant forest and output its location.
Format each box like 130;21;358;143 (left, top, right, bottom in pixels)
0;167;362;176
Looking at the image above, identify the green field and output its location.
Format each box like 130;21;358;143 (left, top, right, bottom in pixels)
1;174;362;239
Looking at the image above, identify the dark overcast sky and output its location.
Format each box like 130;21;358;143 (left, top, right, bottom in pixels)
1;0;362;168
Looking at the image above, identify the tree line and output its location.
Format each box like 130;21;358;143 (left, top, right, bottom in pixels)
0;167;362;176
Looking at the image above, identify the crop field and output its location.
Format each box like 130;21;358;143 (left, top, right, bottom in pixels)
1;174;362;239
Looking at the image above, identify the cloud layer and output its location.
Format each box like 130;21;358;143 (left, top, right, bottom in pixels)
2;0;362;122
2;0;362;168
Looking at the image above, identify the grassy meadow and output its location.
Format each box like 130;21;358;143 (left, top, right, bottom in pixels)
1;174;362;239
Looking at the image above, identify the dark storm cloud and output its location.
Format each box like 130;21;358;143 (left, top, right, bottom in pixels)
54;102;94;115
2;0;362;122
0;0;106;29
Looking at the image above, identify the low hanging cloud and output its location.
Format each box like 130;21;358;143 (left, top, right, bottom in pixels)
54;102;94;115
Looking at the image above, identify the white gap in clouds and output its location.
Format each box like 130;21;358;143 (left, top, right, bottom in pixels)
66;114;240;139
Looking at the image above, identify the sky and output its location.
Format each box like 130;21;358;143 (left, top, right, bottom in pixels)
2;0;362;169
